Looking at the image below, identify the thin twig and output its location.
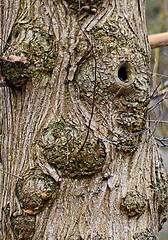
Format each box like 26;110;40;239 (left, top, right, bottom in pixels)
147;92;168;113
76;10;97;153
147;120;168;124
0;169;22;179
155;137;168;147
150;83;161;100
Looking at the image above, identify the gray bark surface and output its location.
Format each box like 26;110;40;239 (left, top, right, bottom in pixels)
0;0;167;239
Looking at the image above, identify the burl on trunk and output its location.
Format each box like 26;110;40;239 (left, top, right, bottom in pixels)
0;0;167;239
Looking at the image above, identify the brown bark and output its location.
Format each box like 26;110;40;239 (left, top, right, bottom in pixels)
0;0;167;239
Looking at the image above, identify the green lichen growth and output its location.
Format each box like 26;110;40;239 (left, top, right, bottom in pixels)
38;120;106;177
120;191;147;217
116;106;147;132
16;168;58;215
90;16;149;63
10;214;36;240
74;18;149;154
65;0;103;13
2;20;57;87
133;229;157;240
1;61;29;87
151;178;168;230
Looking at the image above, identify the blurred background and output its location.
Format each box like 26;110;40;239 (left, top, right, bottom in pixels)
146;0;168;239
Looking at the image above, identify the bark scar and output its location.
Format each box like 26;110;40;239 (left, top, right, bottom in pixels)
36;144;62;183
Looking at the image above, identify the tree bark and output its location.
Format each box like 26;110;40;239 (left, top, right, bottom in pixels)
0;0;167;239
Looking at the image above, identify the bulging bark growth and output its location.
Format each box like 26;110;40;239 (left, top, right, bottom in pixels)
0;0;167;239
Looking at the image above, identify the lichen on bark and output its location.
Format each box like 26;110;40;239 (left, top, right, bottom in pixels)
38;119;106;177
10;214;36;240
15;168;58;215
0;0;167;239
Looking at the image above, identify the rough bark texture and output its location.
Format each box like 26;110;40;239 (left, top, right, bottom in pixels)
0;0;167;239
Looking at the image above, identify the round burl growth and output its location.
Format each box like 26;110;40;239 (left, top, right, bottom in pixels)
10;214;35;240
2;21;57;87
154;183;168;230
16;168;58;215
1;59;28;87
65;0;103;13
133;229;157;240
38;121;106;177
120;191;147;217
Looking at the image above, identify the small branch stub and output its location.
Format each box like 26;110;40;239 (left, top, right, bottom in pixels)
149;32;168;49
1;55;28;64
0;55;28;87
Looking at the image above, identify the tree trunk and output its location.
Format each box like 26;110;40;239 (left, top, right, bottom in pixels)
0;0;167;239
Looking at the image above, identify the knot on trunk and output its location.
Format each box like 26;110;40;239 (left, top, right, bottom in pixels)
120;191;147;217
37;120;106;177
133;229;157;240
10;213;35;240
65;0;103;13
15;168;58;215
0;56;28;87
